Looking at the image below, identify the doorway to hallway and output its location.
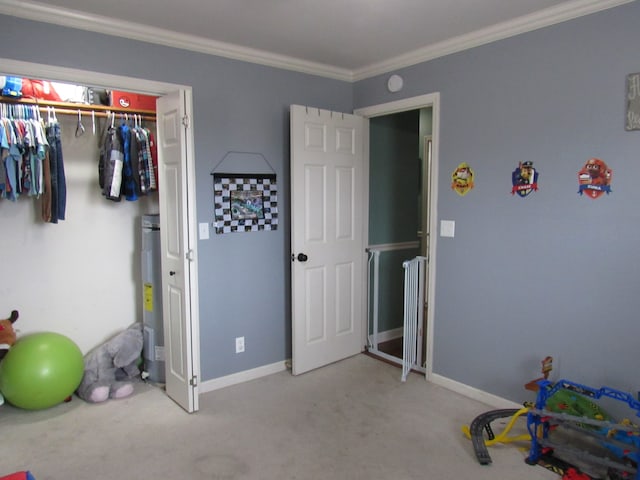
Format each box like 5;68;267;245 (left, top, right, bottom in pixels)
356;93;440;379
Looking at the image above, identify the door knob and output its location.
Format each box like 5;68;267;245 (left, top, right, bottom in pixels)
297;253;308;262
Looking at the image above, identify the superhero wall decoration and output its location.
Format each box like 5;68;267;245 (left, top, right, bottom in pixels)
578;158;612;199
511;161;539;198
451;162;474;196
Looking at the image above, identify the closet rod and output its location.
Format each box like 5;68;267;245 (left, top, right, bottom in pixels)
0;97;156;121
40;106;155;122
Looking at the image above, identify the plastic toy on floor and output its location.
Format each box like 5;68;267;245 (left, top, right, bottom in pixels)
463;356;640;479
0;472;36;480
461;406;531;464
562;467;591;480
526;378;640;479
463;356;557;466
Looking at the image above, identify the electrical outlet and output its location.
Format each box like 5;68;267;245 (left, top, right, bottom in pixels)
235;336;245;353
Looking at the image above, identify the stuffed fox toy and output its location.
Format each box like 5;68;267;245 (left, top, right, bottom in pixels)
0;310;19;361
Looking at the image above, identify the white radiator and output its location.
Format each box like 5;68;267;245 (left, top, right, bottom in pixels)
401;256;427;382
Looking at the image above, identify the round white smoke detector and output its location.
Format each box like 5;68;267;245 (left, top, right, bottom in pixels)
387;74;404;93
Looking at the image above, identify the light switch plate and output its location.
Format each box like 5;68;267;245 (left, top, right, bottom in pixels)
199;222;210;240
440;220;455;238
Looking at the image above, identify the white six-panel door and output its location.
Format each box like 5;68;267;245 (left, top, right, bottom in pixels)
290;105;366;375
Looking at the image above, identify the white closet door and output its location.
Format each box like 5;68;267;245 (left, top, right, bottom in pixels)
157;90;199;412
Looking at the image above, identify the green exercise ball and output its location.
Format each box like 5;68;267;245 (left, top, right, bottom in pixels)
0;332;84;410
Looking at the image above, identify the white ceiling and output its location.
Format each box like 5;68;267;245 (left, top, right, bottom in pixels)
0;0;632;81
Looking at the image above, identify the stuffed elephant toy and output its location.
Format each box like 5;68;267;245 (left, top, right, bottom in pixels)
76;323;143;403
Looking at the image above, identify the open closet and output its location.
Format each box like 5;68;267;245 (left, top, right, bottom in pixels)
0;58;200;413
0;75;162;371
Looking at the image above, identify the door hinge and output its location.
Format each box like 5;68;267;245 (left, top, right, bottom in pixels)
186;249;194;262
190;375;198;387
182;115;190;128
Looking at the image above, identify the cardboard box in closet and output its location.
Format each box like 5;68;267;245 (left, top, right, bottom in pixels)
109;90;158;112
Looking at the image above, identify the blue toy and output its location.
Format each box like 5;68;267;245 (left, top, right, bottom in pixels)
526;379;640;479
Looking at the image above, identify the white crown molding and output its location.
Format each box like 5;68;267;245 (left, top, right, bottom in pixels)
0;0;354;82
0;57;189;94
352;0;634;81
0;0;633;83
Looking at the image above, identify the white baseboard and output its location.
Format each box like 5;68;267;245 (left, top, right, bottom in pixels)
199;360;288;394
370;326;403;344
198;357;522;412
429;373;522;409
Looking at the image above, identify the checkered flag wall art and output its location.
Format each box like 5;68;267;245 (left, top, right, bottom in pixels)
213;173;278;234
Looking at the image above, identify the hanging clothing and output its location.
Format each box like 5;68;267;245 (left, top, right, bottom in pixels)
0;122;11;198
145;128;158;191
0;109;54;214
41;147;52;222
45;121;67;223
120;122;138;201
0;101;156;221
100;124;123;202
98;116;157;202
133;128;147;194
4;122;22;201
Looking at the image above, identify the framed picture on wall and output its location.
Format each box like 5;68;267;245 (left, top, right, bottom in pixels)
213;173;278;234
230;189;265;220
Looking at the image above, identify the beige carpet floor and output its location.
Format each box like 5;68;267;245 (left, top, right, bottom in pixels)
1;354;557;479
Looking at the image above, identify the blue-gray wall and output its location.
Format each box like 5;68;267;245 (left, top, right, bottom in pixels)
369;110;421;244
0;15;352;381
357;2;640;402
368;111;420;334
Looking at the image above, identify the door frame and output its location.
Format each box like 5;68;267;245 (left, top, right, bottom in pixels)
355;92;440;381
0;57;201;403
